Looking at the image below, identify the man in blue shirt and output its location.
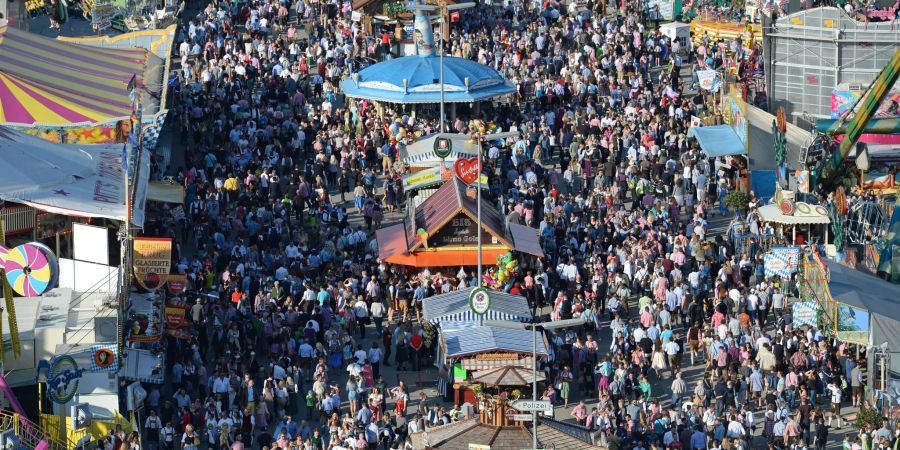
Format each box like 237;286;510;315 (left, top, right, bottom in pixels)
690;425;707;450
356;403;373;425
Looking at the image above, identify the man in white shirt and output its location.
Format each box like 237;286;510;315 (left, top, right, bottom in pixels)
663;340;681;375
353;297;369;338
354;344;368;365
726;415;746;438
408;416;422;434
212;372;230;400
346;361;362;378
370;300;386;336
145;410;162;450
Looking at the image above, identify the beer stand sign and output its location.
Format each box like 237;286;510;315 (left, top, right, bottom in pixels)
40;355;85;404
434;136;453;159
469;287;492;315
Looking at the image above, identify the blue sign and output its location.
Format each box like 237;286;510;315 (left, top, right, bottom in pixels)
41;355;84;404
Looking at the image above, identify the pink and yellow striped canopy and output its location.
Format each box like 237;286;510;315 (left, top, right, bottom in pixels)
0;22;150;126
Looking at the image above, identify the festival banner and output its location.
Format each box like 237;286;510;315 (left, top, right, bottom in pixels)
164;299;190;329
696;70;720;92
166;328;193;340
133;237;172;291
722;88;748;151
792;301;820;328
831;90;900;119
167;274;187;295
764;247;802;278
835;302;870;345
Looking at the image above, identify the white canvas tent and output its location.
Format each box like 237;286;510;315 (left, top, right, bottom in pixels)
0;127;149;226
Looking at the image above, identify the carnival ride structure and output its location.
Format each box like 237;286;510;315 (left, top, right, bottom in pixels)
805;48;900;189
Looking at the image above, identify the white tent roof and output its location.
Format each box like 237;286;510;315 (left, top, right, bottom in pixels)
0;128;95;192
0;127;148;226
758;203;831;225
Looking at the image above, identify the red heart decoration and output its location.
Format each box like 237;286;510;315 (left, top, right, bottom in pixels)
454;157;481;185
410;334;423;351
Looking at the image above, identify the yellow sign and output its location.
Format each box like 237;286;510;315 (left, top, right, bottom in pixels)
403;166;488;191
133;237;172;291
403;167;451;191
474;352;520;361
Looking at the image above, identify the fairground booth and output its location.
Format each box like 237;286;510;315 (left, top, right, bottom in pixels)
688;86;752;193
421;287;551;421
758;196;832;245
794;257;900;409
375;176;543;267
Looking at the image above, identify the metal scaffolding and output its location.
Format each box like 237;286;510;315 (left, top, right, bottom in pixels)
764;7;900;121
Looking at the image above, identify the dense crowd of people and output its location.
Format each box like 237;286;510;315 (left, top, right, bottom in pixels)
123;0;900;449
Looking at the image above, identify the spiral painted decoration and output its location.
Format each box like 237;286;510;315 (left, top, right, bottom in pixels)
4;243;53;296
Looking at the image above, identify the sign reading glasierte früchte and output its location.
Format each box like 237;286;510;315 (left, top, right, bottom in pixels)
133;237;172;291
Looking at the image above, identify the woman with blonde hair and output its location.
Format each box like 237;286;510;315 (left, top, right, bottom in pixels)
346;376;360;416
181;424;199;450
218;424;232;450
651;338;667;379
276;379;290;418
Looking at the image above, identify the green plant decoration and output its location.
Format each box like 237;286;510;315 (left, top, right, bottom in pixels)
855;407;884;430
383;1;407;18
724;191;750;211
422;321;435;348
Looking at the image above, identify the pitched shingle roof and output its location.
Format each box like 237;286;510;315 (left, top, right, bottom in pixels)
536;418;606;450
411;419;534;450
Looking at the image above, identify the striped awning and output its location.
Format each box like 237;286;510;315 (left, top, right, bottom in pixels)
403;148;479;165
423;287;533;325
443;326;549;359
432;310;527;327
0;22;160;126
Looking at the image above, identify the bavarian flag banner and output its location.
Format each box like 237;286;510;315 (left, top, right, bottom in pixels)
133;237;172;291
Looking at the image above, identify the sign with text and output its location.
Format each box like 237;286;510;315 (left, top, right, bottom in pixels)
792;301;819;328
454;157;481;185
167;274;187;295
469;287;492;315
430;214;497;247
764;247;801;278
133;237;172;291
511;400;551;411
